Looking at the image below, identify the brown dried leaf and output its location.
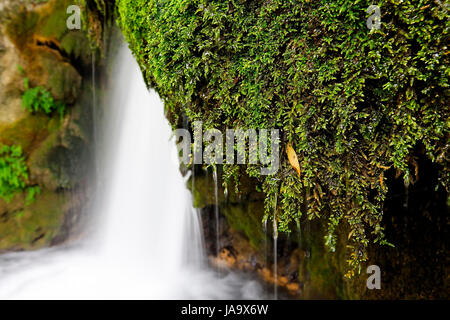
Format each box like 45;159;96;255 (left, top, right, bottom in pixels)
286;143;301;177
348;229;355;240
379;173;385;191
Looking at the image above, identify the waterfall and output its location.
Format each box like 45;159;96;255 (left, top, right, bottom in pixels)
0;45;264;300
95;46;201;271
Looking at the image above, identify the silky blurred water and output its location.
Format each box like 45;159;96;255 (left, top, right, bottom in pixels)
0;45;265;300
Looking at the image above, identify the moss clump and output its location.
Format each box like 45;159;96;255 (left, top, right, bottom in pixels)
79;0;115;52
34;0;82;40
117;0;449;273
60;31;91;65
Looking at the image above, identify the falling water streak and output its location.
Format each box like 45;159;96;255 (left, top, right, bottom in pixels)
273;232;278;300
191;168;195;202
182;190;205;266
273;193;278;300
403;185;409;234
178;170;202;267
193;207;206;265
305;190;311;254
263;219;268;268
91;53;99;180
295;215;302;249
212;167;220;260
224;185;228;202
404;185;409;209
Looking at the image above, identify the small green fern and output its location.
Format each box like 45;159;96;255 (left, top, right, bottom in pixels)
0;144;40;204
22;78;66;118
0;145;28;202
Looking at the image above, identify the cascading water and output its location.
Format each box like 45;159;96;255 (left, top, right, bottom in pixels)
0;45;265;299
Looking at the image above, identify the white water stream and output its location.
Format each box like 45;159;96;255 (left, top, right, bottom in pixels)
0;45;264;299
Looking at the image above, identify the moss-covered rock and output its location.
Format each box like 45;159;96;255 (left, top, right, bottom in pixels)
0;0;100;251
117;0;449;274
116;0;448;298
0;189;69;252
222;202;266;250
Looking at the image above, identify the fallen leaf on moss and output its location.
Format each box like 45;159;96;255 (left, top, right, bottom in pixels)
379;173;385;191
348;229;355;240
286;143;301;177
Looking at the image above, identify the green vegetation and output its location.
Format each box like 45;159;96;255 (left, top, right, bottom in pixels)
26;186;41;206
22;78;66;118
117;0;449;275
78;0;115;52
0;145;35;203
0;145;28;202
26;0;48;4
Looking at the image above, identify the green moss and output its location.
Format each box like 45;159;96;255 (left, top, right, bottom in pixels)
4;8;39;49
38;50;82;103
25;0;49;4
188;173;225;208
298;220;365;299
223;201;266;250
0;0;94;253
0;114;51;152
60;31;91;65
79;0;115;53
0;189;68;251
188;167;267;249
117;0;449;273
37;0;73;40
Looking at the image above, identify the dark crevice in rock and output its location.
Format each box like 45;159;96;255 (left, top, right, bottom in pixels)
31;232;45;245
34;37;86;77
35;38;69;60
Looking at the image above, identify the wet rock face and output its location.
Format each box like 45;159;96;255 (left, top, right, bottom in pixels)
0;0;97;251
192;162;449;300
0;21;27;129
192;167;305;298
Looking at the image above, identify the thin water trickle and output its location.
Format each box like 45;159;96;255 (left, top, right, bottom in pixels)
296;215;302;249
213;166;220;258
263;219;268;268
91;53;99;175
224;185;228;201
0;44;265;300
404;185;409;209
273;194;278;300
273;234;278;300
